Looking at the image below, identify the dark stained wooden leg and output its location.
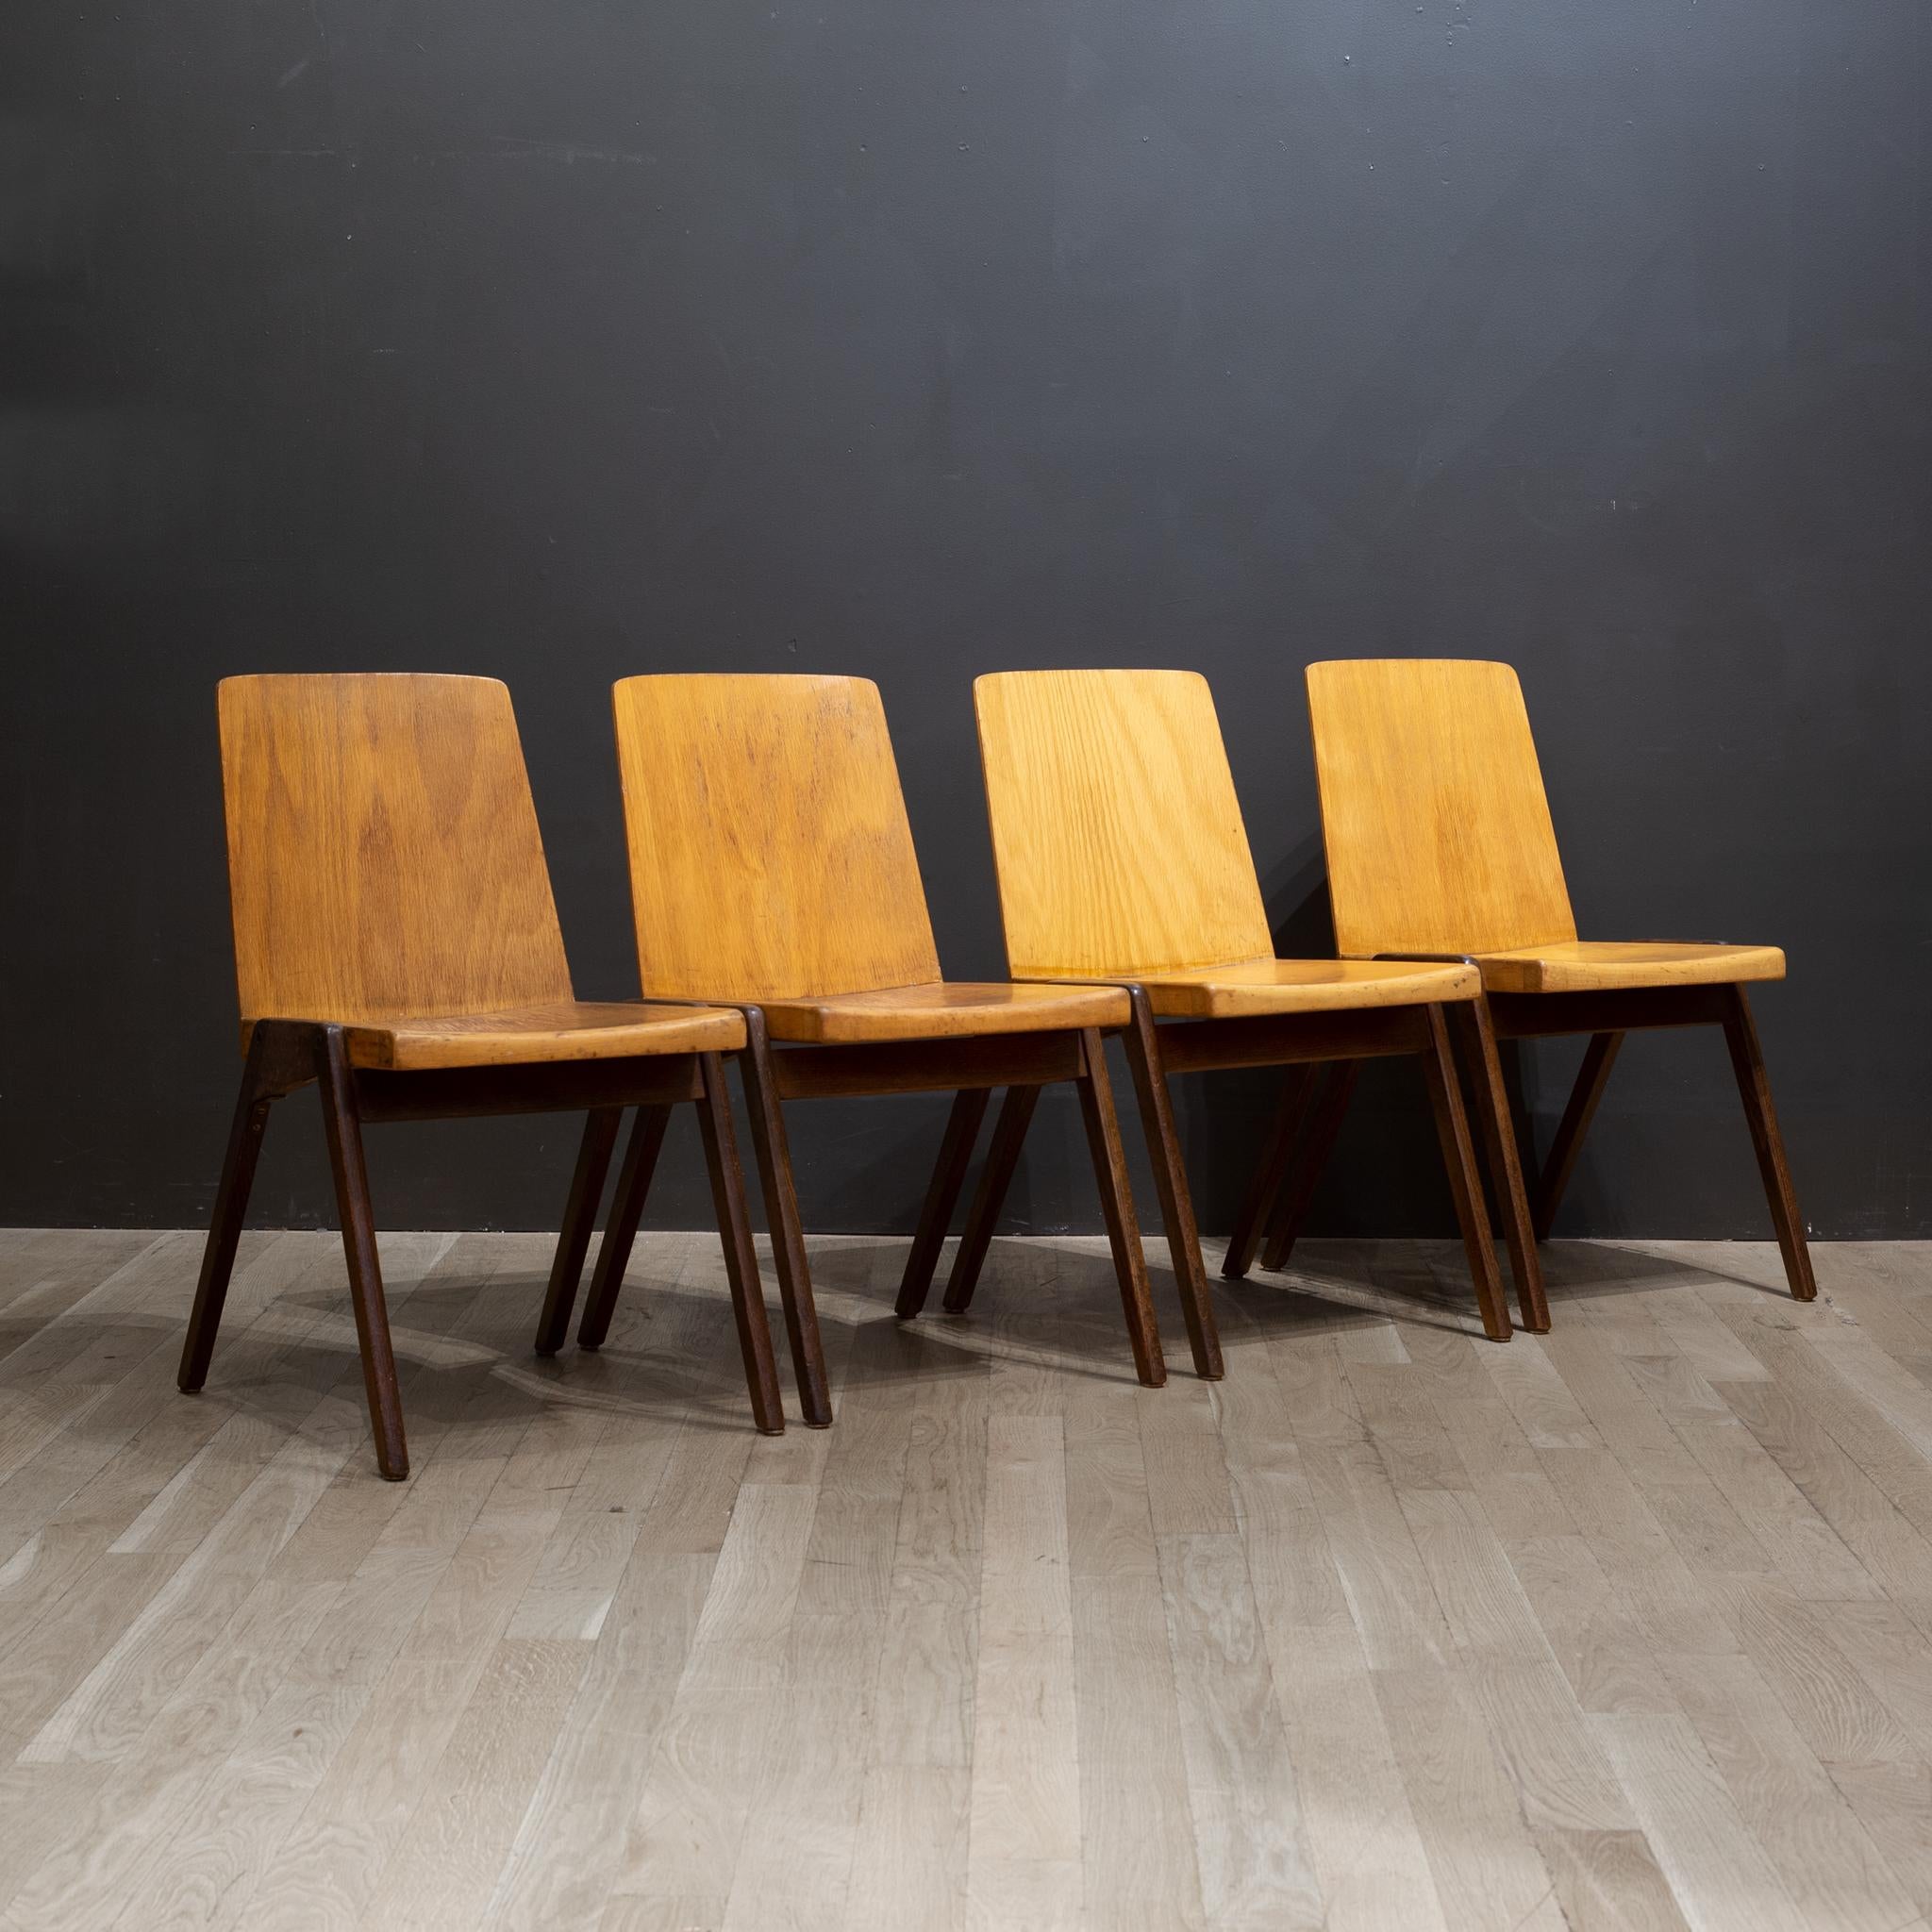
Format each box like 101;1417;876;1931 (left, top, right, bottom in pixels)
1720;987;1817;1302
692;1054;786;1433
896;1089;991;1319
1419;1006;1511;1342
1073;1028;1167;1389
941;1084;1041;1314
1453;999;1550;1332
738;1009;834;1427
534;1107;623;1357
1224;1065;1315;1281
1533;1031;1624;1240
1121;991;1223;1379
315;1026;409;1479
1259;1061;1360;1272
577;1103;673;1349
178;1034;277;1394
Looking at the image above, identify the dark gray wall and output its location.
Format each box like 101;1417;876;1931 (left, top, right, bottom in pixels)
4;0;1928;1238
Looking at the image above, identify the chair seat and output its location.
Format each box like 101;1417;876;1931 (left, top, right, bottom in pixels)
1104;957;1481;1019
1474;941;1786;995
313;1000;745;1071
760;980;1130;1044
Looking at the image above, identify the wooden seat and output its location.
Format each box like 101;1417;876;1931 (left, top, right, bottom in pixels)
933;668;1520;1351
602;674;1166;1418
1300;658;1814;1306
182;674;784;1478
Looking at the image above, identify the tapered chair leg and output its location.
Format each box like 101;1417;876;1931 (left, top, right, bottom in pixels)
315;1027;409;1479
738;1010;834;1427
1721;987;1817;1302
1074;1028;1166;1389
535;1107;623;1357
1260;1061;1360;1273
578;1104;674;1349
896;1089;991;1318
693;1054;786;1433
1121;991;1223;1379
1453;1000;1550;1332
179;1033;276;1394
1534;1030;1623;1240
941;1084;1041;1314
1419;1007;1511;1342
1224;1065;1315;1282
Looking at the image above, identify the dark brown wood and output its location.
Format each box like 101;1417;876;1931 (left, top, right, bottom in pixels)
1418;1005;1511;1342
1533;1029;1624;1240
1121;989;1223;1379
576;1104;674;1349
737;1008;835;1427
315;1025;409;1479
895;1088;991;1319
1259;1061;1360;1272
770;1029;1085;1101
1073;1029;1167;1388
1156;1003;1430;1075
691;1054;787;1432
352;1052;702;1124
533;1108;624;1357
1487;984;1730;1040
1223;1065;1315;1281
1721;987;1818;1303
1453;999;1550;1331
941;1084;1042;1314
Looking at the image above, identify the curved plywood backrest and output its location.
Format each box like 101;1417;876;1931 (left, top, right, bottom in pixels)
611;674;942;1001
218;673;573;1026
974;669;1273;978
1305;658;1576;958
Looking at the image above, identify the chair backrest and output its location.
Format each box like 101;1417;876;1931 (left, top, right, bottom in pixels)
611;674;942;1001
974;669;1273;978
218;673;574;1027
1305;658;1576;958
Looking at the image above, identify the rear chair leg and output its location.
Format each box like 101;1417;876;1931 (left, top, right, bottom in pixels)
1721;987;1817;1302
578;1103;674;1349
1453;999;1550;1332
896;1088;991;1318
1260;1061;1360;1273
1535;1030;1623;1240
316;1026;409;1478
941;1084;1041;1314
1224;1065;1315;1281
1073;1027;1166;1389
535;1108;623;1357
1419;1007;1511;1342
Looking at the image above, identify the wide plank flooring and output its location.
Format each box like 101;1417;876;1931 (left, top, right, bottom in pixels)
3;1224;1932;1929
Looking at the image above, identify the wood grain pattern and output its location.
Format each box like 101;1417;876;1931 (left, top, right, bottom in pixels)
1124;957;1479;1018
759;979;1128;1043
1476;941;1788;995
338;1001;744;1071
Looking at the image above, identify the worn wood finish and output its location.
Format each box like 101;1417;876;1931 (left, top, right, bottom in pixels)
334;1000;743;1072
1476;941;1787;995
1260;1060;1362;1273
894;1089;991;1320
1534;1031;1624;1240
1127;956;1480;1018
10;1229;1932;1930
760;979;1127;1044
940;1084;1043;1316
533;1108;624;1358
576;1105;674;1350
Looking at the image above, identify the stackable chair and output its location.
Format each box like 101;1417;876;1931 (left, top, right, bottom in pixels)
544;673;1160;1422
921;668;1522;1357
181;674;784;1479
1274;657;1814;1307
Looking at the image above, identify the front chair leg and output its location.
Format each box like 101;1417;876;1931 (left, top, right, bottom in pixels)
1452;999;1550;1332
941;1083;1041;1314
1121;990;1223;1379
315;1026;409;1479
535;1108;624;1357
896;1088;991;1318
577;1103;674;1349
1418;1007;1511;1342
1721;987;1817;1302
1224;1065;1315;1282
737;1008;834;1427
1260;1061;1360;1273
1073;1028;1166;1389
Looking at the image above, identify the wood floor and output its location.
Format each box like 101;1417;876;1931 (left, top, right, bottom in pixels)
4;1227;1932;1931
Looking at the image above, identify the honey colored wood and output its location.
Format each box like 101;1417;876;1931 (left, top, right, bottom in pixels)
329;999;744;1070
1475;941;1787;995
1124;956;1479;1019
974;668;1273;977
611;674;941;1003
759;978;1128;1043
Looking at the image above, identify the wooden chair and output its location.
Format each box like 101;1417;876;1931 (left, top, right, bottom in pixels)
181;674;784;1480
922;668;1520;1354
1276;657;1814;1310
564;674;1160;1422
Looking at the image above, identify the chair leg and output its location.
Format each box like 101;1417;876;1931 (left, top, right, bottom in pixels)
1074;1028;1166;1389
1453;1000;1550;1332
942;1084;1041;1313
1121;991;1223;1379
178;1034;277;1394
1720;987;1817;1302
896;1089;991;1319
692;1054;786;1433
738;1010;834;1427
1534;1030;1623;1240
1260;1061;1360;1272
1419;1007;1511;1342
315;1026;409;1479
534;1107;623;1357
577;1104;673;1349
1224;1065;1315;1281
